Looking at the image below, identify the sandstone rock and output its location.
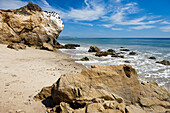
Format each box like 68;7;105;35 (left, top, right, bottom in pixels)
129;51;136;55
149;56;156;60
125;105;146;113
88;46;100;52
86;103;105;113
156;60;170;65
80;57;89;61
7;43;26;50
34;86;52;101
36;65;170;113
0;3;64;46
42;42;54;51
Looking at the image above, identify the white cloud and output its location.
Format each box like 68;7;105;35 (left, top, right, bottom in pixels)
0;0;27;9
112;28;123;30
161;21;170;25
130;25;155;30
160;26;170;32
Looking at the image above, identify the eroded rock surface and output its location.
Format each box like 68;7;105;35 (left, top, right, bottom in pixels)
0;2;64;47
35;65;170;113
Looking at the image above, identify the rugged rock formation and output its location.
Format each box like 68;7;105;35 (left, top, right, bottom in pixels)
0;2;64;47
88;46;100;52
7;43;26;50
35;65;170;113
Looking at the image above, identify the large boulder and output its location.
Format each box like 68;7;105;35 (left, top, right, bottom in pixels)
0;2;64;46
88;46;100;52
35;65;170;113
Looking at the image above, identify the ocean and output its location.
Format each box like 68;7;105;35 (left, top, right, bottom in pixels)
58;38;170;90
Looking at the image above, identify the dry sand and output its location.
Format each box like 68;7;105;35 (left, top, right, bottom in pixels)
0;44;85;113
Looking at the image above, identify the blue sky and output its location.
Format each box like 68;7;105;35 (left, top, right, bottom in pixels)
1;0;170;38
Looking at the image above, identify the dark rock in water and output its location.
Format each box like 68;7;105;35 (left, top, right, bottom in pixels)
95;51;109;57
7;43;26;50
107;49;116;55
120;49;130;51
129;51;136;55
120;47;124;48
107;49;115;53
156;60;170;65
111;53;124;58
64;44;80;49
88;46;100;52
149;56;156;60
125;61;130;63
65;44;80;47
80;57;89;61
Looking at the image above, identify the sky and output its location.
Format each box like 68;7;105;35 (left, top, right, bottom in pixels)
0;0;170;38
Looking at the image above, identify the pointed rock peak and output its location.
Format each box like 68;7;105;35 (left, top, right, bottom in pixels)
14;2;42;15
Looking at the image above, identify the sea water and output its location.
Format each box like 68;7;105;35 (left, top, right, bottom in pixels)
58;38;170;90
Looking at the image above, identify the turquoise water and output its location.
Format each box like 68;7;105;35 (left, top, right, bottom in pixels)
58;38;170;90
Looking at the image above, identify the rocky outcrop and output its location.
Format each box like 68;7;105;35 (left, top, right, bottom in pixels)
0;2;64;47
88;46;100;52
7;43;26;50
35;64;170;113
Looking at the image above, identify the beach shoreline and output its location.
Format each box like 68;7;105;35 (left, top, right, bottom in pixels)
0;44;85;113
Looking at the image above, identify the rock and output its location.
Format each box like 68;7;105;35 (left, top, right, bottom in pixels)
125;105;146;113
95;51;109;57
34;86;52;101
7;43;26;50
88;46;100;52
149;56;156;60
36;65;170;113
63;44;80;49
107;49;115;53
156;60;170;65
42;42;54;51
120;47;124;48
120;49;130;51
65;44;80;48
125;61;130;63
51;65;141;105
80;57;89;61
0;2;64;46
111;53;124;58
86;103;105;113
129;51;136;55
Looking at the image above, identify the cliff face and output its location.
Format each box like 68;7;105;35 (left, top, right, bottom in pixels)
0;2;64;46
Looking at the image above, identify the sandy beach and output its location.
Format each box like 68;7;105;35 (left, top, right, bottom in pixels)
0;44;85;113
